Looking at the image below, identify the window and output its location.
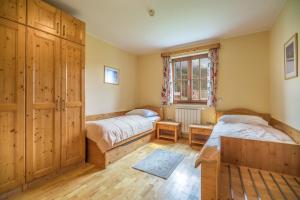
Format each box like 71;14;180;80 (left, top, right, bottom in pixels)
172;54;209;104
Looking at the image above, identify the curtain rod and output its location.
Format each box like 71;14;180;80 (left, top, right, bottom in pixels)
161;43;220;57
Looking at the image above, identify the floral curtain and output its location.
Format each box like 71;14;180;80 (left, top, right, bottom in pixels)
207;48;219;107
161;56;172;105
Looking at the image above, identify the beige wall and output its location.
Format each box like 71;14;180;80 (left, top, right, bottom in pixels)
217;32;270;113
85;34;139;115
137;32;270;123
270;0;300;130
137;53;163;107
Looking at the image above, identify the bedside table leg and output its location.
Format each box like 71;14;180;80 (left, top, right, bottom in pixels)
174;129;177;142
189;130;192;145
156;128;160;139
179;126;181;138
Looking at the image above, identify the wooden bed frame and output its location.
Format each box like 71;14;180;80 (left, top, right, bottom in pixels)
216;108;300;143
85;106;163;169
215;108;271;122
197;108;300;200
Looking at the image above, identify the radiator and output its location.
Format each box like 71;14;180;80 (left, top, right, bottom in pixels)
175;106;202;133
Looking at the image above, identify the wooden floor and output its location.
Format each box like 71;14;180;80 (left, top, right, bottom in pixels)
220;164;300;200
9;139;201;200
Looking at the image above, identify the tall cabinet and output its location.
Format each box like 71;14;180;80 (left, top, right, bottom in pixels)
0;0;85;194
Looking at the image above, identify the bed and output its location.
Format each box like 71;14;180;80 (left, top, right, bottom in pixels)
196;108;300;200
205;115;295;149
85;106;163;169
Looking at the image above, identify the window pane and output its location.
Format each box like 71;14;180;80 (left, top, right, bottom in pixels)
174;62;181;80
181;61;188;79
181;80;188;100
201;68;207;79
200;58;209;68
173;56;209;103
200;58;208;80
192;59;200;79
174;80;181;100
200;79;208;100
192;79;200;100
200;79;207;90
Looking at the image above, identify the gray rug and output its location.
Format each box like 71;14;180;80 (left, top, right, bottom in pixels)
132;149;184;179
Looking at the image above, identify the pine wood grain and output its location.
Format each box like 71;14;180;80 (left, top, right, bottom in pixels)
216;108;271;123
220;164;300;200
87;130;155;169
221;136;300;176
27;0;61;36
0;18;25;193
0;0;86;195
61;39;85;168
26;27;61;182
61;12;85;45
0;0;26;24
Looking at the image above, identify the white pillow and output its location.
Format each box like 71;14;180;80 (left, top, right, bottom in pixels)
218;115;268;126
125;109;158;117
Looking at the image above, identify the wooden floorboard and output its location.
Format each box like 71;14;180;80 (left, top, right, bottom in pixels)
9;139;201;200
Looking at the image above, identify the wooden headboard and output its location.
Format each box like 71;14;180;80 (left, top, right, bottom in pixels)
216;108;300;144
86;105;163;121
216;108;271;123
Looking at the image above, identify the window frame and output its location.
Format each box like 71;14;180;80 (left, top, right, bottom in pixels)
172;53;208;104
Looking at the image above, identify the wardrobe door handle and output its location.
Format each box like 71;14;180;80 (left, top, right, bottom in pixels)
61;99;66;111
55;99;60;111
63;25;66;36
56;22;60;34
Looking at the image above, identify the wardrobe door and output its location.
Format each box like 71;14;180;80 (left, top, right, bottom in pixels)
0;0;26;24
0;18;25;193
61;12;85;45
61;40;85;167
27;0;61;36
26;28;61;181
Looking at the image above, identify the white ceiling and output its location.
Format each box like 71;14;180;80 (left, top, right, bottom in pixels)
47;0;286;55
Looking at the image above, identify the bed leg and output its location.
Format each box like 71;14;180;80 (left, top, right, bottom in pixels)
86;139;107;169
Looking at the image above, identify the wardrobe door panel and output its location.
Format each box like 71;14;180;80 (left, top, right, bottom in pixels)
0;18;25;193
26;28;61;181
27;0;61;35
0;0;26;24
61;40;84;167
61;12;85;44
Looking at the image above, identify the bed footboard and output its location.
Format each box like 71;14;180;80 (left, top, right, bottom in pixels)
221;136;300;176
198;136;300;200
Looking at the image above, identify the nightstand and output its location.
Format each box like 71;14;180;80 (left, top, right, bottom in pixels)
189;124;213;146
156;121;181;142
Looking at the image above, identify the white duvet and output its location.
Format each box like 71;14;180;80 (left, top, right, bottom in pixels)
206;121;295;148
86;115;157;153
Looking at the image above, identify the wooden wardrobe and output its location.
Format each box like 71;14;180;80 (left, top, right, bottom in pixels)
0;0;85;194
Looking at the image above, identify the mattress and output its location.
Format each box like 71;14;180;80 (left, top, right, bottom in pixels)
86;115;160;153
206;121;295;148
